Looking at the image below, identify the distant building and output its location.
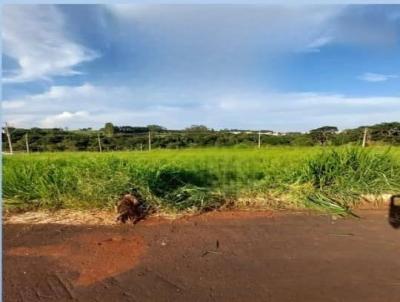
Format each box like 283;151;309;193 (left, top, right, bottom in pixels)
228;130;292;136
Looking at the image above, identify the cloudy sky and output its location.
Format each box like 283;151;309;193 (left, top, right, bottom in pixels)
2;4;400;131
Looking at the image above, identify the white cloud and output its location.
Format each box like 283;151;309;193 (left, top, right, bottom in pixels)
331;6;399;47
107;5;343;74
1;83;166;128
2;100;26;109
106;5;399;59
41;111;90;128
2;5;98;83
358;72;398;82
3;83;400;131
302;36;333;53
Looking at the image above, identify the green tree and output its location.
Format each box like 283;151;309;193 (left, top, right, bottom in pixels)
104;122;115;137
310;126;338;145
147;125;166;132
185;125;210;132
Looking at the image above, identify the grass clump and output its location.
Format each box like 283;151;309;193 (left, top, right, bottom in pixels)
298;148;400;215
144;164;221;212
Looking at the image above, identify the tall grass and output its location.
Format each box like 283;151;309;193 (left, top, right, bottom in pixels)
3;147;400;214
297;148;400;215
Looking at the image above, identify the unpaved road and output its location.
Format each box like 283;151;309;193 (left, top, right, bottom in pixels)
4;210;400;302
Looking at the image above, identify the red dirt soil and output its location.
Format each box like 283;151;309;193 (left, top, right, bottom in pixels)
4;210;400;302
7;232;145;286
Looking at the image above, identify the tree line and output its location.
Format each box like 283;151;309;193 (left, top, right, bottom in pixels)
2;122;400;152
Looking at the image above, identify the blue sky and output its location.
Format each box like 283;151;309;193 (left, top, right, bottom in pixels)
2;4;400;131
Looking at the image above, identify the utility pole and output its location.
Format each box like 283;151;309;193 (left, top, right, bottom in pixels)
362;128;368;148
148;131;152;151
258;131;261;149
25;133;30;154
4;122;13;154
97;133;102;152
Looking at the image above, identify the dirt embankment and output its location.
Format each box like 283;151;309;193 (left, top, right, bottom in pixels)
4;210;400;302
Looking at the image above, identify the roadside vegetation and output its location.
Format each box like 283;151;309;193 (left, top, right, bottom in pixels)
3;147;400;215
2;122;400;152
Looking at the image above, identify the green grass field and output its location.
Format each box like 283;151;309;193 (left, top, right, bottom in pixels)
3;146;400;215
